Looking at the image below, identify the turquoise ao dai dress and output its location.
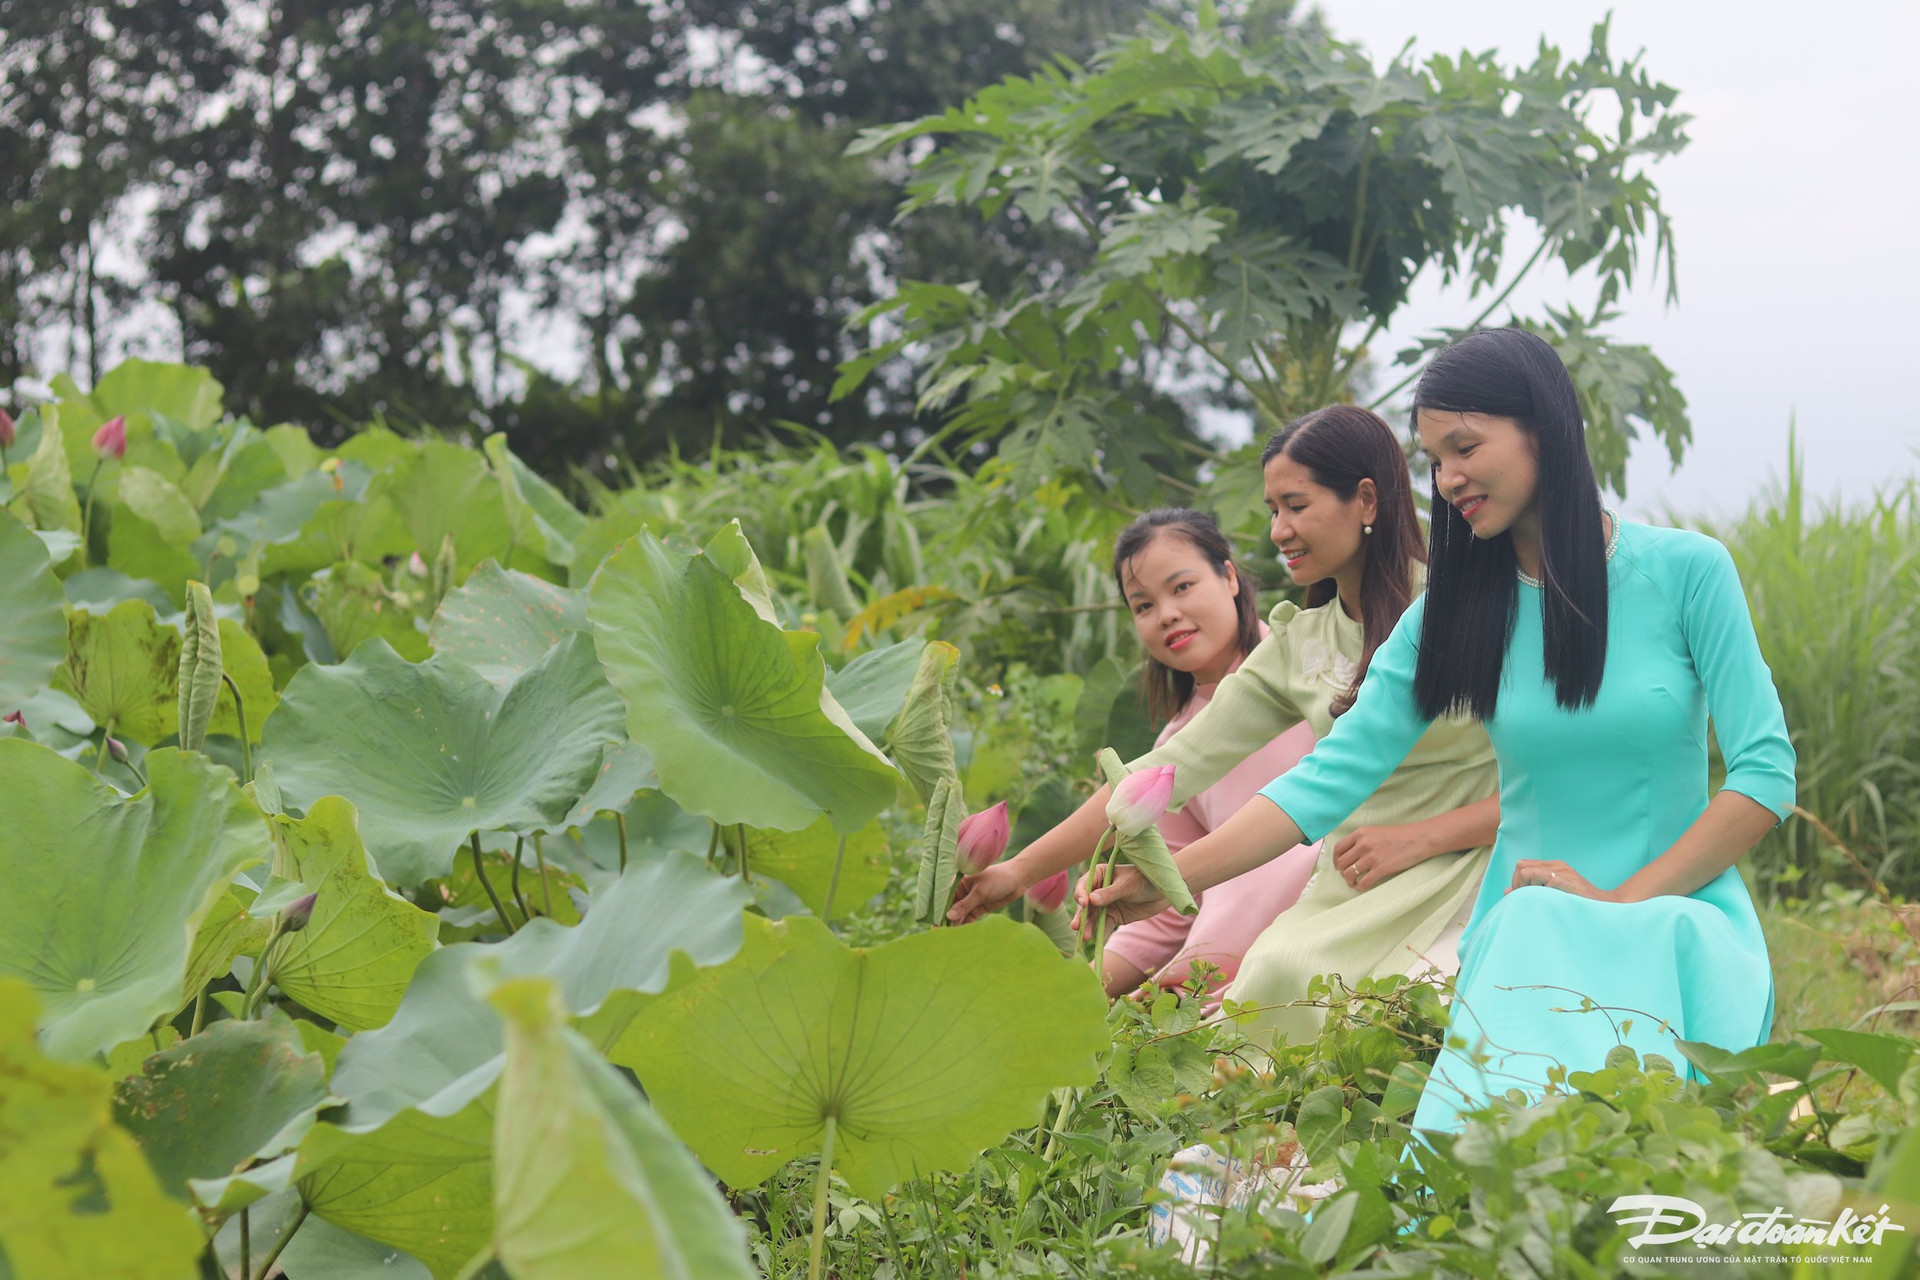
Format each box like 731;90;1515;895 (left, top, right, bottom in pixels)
1256;519;1797;1133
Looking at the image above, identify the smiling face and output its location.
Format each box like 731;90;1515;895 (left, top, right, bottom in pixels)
1263;452;1373;591
1416;409;1541;540
1119;531;1245;686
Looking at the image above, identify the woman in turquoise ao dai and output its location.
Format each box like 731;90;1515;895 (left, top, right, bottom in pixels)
1076;328;1796;1135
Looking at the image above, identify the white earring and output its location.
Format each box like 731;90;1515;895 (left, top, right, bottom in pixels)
1363;524;1373;535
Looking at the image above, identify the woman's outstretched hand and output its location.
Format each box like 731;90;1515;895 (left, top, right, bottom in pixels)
948;860;1030;924
1507;858;1624;902
1070;863;1170;937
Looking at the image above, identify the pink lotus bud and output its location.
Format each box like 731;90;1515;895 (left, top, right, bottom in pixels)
105;736;130;764
3;710;23;728
954;801;1011;874
0;408;14;448
1105;764;1176;837
1026;869;1069;913
279;892;318;934
92;415;127;460
406;551;429;578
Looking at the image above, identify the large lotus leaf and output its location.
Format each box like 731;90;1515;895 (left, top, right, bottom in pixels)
255;466;412;579
267;797;441;1031
263;633;626;884
888;640;961;804
196;429;290;520
610;913;1109;1198
111;1011;328;1199
374;440;513;573
56;601;277;745
56;358;224;434
0;507;66;713
486;978;755;1280
276;1216;432;1280
824;637;927;742
332;854;749;1124
0;741;268;1059
180;884;271;1006
587;525;900;834
116;465;201;545
483;434;587;567
739;816;890;920
303;560;432;662
7;408;84;534
0;981;205;1278
296;1080;497;1280
107;505;201;600
428;561;587;687
561;739;657;828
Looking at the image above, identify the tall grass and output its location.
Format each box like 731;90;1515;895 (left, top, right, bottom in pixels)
1702;448;1920;899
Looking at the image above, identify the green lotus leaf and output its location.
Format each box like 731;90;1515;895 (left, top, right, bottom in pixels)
263;633;626;884
824;637;927;742
257;472;412;580
485;977;755;1280
375;440;514;574
912;774;962;925
107;505;201;599
267;797;442;1031
111;1010;328;1199
1094;748;1197;914
56;600;277;745
58;357;225;433
699;518;781;621
562;740;657;829
888;640;961;804
0;741;267;1059
737;816;890;920
429;561;587;687
0;507;67;713
483;434;587;567
7;408;84;533
117;465;202;545
177;581;222;751
611;913;1109;1198
586;524;900;833
332;854;749;1123
180;885;271;1007
0;980;204;1278
304;560;432;662
277;1216;433;1280
296;1080;497;1280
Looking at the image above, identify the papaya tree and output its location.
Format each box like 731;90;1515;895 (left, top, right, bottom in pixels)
838;1;1693;507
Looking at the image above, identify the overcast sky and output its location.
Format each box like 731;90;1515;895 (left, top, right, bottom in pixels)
1311;0;1920;520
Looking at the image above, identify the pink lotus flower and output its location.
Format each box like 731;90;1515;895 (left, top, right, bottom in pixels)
0;408;14;448
1106;764;1176;837
1026;869;1069;913
954;800;1011;874
92;415;126;460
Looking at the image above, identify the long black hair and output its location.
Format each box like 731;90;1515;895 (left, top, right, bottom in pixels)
1112;509;1263;724
1411;328;1608;722
1261;405;1426;715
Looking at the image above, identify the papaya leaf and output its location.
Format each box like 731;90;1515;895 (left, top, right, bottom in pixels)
484;977;756;1280
267;797;442;1031
0;980;204;1278
0;507;66;713
263;634;626;884
586;524;899;834
609;913;1109;1198
0;741;267;1059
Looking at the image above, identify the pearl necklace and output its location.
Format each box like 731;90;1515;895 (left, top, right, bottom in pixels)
1517;509;1621;589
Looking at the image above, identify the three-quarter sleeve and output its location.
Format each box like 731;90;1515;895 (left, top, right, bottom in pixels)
1680;536;1798;820
1258;599;1436;842
1129;618;1304;812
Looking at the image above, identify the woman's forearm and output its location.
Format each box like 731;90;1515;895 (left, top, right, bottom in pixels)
1002;784;1115;889
1615;790;1777;902
1171;796;1307;894
1406;793;1500;861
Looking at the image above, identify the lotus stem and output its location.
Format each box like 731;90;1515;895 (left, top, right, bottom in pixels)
93;717;114;775
821;834;849;922
222;671;252;784
706;821;721;866
735;824;750;883
533;832;553;914
807;1115;839;1280
1091;827;1121;976
79;457;103;569
510;836;531;923
470;831;516;935
191;989;209;1037
240;1206;250;1280
614;810;628;874
251;1200;308;1280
